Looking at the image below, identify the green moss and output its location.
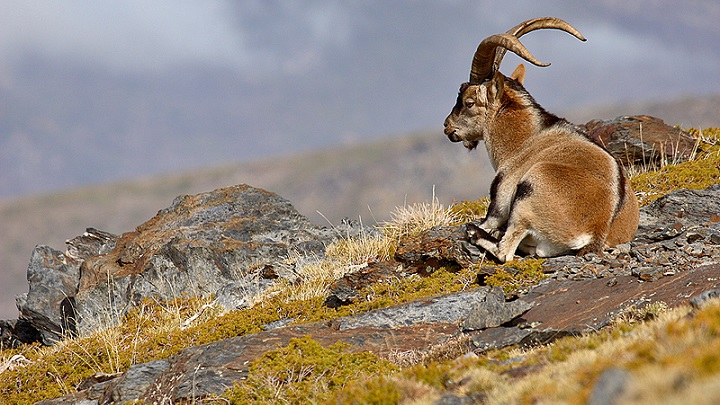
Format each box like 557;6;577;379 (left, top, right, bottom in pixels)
483;258;546;296
330;375;402;404
225;336;398;404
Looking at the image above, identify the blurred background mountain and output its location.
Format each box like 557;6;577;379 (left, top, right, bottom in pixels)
1;1;718;318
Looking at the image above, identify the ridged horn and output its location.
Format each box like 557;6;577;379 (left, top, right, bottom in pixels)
469;17;586;85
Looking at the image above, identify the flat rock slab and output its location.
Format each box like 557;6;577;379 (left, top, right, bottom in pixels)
524;263;720;329
470;263;720;351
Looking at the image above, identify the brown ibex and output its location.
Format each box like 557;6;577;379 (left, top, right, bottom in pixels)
444;17;639;263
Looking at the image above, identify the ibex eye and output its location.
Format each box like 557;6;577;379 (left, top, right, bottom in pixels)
465;100;475;108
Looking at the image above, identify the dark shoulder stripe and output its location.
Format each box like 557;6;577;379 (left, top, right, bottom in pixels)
485;171;504;219
612;159;627;221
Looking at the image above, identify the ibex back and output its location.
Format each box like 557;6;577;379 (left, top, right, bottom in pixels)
444;17;639;263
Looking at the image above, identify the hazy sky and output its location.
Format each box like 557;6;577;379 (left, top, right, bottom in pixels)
2;1;718;95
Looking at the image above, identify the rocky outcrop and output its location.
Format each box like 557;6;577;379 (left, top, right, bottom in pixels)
14;185;367;344
580;115;697;166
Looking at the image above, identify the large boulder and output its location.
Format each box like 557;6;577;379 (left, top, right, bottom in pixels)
580;115;697;167
16;185;360;339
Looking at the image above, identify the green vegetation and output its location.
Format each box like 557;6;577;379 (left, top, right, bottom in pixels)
2;128;719;404
227;336;398;404
483;258;547;296
631;128;720;205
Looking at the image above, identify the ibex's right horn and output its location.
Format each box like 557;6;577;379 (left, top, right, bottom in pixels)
469;17;586;85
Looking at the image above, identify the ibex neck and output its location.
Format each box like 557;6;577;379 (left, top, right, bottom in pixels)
484;109;537;170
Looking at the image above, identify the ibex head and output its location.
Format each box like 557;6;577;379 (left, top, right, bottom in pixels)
444;17;586;152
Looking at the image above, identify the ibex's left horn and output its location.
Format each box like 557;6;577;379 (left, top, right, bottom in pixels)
469;17;586;85
492;17;586;74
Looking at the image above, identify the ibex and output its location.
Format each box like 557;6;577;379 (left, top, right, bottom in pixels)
444;17;639;263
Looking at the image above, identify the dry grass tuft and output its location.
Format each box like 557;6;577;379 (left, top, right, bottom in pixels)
382;188;462;242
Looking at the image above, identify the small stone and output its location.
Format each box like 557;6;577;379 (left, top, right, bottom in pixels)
690;289;720;309
709;232;720;245
614;243;631;255
587;367;631;405
686;231;706;244
632;267;664;282
684;243;706;257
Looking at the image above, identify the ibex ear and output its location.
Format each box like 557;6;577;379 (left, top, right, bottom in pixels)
487;72;504;103
510;64;526;84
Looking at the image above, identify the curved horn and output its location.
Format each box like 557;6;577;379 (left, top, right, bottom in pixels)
492;17;586;73
469;17;586;85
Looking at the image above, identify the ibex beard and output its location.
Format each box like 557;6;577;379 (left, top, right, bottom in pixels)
444;17;639;263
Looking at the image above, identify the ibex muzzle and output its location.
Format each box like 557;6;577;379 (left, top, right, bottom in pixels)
445;17;639;263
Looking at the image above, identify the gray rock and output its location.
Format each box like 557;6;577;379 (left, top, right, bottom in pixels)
11;185;370;342
101;360;169;404
65;228;118;262
640;184;720;231
335;287;530;331
16;245;80;344
462;287;532;331
17;184;362;338
470;325;532;352
580;115;697;167
690;289;720;309
587;367;631;405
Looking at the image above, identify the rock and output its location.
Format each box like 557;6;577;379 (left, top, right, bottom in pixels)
690;289;720;309
333;287;529;331
461;287;532;331
15;245;81;344
639;184;720;231
15;184;364;340
470;324;532;352
100;360;170;404
632;266;665;282
324;261;404;308
65;228;118;261
587;367;632;405
394;226;481;270
580;115;697;167
0;319;42;348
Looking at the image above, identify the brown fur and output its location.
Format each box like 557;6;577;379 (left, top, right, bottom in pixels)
445;66;639;262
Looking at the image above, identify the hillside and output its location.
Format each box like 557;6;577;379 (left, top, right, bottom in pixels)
2;128;720;404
